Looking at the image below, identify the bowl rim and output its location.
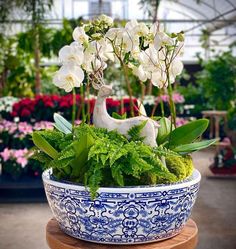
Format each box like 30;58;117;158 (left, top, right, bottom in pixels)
42;168;201;193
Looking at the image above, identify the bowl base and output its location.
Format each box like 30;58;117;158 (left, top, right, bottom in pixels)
46;218;198;248
59;224;185;245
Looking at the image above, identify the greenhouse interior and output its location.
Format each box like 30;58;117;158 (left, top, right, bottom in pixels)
0;0;235;249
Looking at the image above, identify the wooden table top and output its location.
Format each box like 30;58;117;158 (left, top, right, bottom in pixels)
46;218;198;249
202;110;227;116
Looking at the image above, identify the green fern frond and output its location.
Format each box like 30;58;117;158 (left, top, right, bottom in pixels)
109;146;128;166
111;163;124;186
58;133;73;150
47;145;75;170
31;150;52;166
57;147;75;161
31;123;194;200
34;130;64;150
127;120;148;142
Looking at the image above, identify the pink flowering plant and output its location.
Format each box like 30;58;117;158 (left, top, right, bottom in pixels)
0;148;42;179
0;120;53;179
0;120;54;150
142;91;185;117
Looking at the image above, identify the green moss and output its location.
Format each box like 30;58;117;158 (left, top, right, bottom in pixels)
165;156;187;181
181;155;194;177
165;155;194;181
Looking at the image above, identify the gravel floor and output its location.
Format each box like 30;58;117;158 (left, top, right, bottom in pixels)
0;148;236;249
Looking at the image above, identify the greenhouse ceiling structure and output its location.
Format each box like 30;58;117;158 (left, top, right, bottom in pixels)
4;0;236;62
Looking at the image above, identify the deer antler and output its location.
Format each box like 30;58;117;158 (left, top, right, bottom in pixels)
89;70;105;90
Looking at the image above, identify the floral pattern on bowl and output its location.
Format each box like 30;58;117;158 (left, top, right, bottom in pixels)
43;169;201;245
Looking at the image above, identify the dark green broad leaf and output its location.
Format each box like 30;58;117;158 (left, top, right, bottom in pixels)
32;133;58;159
173;139;219;154
70;133;95;177
157;117;172;145
53;113;72;134
168;119;209;148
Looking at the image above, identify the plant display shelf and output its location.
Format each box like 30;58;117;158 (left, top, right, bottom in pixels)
0;175;46;203
202;110;227;139
46;218;198;249
206;168;236;179
206;140;236;178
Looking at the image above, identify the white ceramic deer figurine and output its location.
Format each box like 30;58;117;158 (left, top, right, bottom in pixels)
93;85;159;147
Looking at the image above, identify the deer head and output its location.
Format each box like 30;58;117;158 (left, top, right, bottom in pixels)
98;85;113;97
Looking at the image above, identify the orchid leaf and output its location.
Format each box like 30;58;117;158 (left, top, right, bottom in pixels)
53;113;72;134
70;133;95;177
173;139;219;154
167;119;209;148
32;133;58;159
157;117;172;145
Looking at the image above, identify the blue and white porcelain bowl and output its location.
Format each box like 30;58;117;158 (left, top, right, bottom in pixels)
43;169;201;245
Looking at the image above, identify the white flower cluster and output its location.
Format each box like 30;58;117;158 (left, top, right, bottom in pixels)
0;96;19;113
53;15;184;92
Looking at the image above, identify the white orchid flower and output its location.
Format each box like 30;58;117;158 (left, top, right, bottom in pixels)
139;46;159;72
154;32;173;50
53;65;84;92
93;39;115;62
124;20;147;45
134;23;149;37
158;48;168;61
82;51;107;73
131;46;141;60
92;58;107;71
133;65;148;82
105;28;122;41
82;50;95;72
150;23;158;37
120;31;134;53
151;70;167;88
99;14;113;26
99;40;115;61
125;20;139;31
170;59;183;77
59;42;84;65
150;23;164;36
72;27;89;45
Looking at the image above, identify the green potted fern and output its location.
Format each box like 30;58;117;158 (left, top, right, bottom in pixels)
31;15;217;245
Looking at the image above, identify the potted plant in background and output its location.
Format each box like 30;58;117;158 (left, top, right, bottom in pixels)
31;15;217;244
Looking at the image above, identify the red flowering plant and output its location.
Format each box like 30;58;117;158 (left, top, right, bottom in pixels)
11;95;57;122
10;93;140;123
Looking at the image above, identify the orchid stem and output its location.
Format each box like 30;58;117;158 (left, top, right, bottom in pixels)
121;62;135;117
80;85;86;123
167;80;176;128
72;88;76;133
158;88;165;117
166;69;176;149
86;81;91;124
